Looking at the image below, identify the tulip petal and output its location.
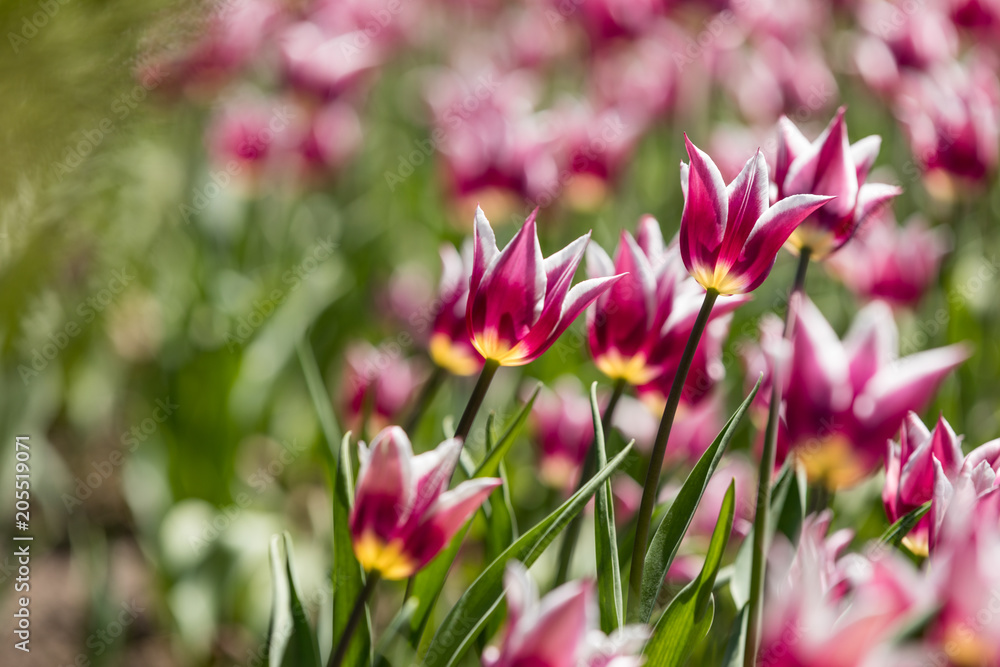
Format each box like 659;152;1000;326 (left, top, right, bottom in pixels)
843;300;898;394
854;182;902;229
776;115;812;192
734;194;833;292
471;210;547;351
636;214;666;263
351;426;414;540
508;580;592;667
471;205;499;295
811;109;860;221
851;135;883;184
853;344;970;441
721;150;770;267
405;478;501;568
502;561;538;636
585;241;615;281
961;438;1000;477
410;438;462;519
679;136;727;275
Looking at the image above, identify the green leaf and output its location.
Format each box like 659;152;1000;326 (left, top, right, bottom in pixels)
373;598;420;667
480;461;518;647
591;381;624;633
296;340;370;666
472;385;539;479
721;603;749;667
421;443;634;667
405;521;474;650
268;533;322;667
729;459;798;610
332;434;371;666
643;482;736;666
636;379;760;623
878;501;932;548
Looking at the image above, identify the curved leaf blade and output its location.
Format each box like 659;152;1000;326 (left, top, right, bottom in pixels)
268;533;322;667
637;379;760;623
591;381;624;633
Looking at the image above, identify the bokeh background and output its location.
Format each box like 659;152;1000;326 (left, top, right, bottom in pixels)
0;0;998;664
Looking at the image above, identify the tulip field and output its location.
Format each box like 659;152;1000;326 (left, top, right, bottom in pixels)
4;0;1000;665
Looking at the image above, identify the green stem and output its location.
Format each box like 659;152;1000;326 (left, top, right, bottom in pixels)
329;572;380;667
403;365;446;434
553;377;629;586
744;248;811;667
627;289;718;618
453;359;500;443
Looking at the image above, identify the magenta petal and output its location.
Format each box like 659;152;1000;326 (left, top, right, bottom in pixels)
405;478;501;568
776;115;812;192
471;210;547;348
679;136;728;275
409;438;462;519
545;230;590;291
508;581;592;667
899;411;932;463
854;182;902;229
811;109;860;220
502;562;538;636
351;426;414;540
636;214;666;262
853;344;970;437
843;300;898;394
720;150;770;266
585;241;615;281
884;439;902;519
471;206;499;296
851;135;883;184
734;194;833;292
929;414;964;474
961;438;1000;477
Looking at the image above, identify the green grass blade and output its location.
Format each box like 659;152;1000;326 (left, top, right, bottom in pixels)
591;381;624;633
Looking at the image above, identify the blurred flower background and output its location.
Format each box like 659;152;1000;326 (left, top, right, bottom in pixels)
1;0;999;664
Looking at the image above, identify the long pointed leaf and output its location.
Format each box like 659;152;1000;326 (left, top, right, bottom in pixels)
421;444;634;667
268;533;322;667
643;482;736;666
591;381;624;633
637;379;760;623
878;501;932;548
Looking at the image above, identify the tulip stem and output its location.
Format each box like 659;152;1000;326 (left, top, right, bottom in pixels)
553;376;628;586
744;248;811;667
329;572;380;667
454;359;500;443
627;288;718;618
404;365;446;434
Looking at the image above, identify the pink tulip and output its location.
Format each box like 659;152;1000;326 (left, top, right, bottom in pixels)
350;426;501;579
679;136;833;295
853;0;958;96
759;512;926;667
882;412;964;556
528;378;595;491
340;342;424;433
427;242;484;376
775;299;968;488
895;56;1000;194
774;108;901;259
278;20;381;101
482;562;647;667
826;210;948;308
928;433;1000;552
204;96;298;181
466;207;624;366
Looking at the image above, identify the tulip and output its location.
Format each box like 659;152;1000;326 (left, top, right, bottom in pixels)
278;21;381;101
466;206;624;367
428;242;484;377
882;412;964;555
928;431;1000;552
528;378;594;491
349;426;501;580
481;562;647;667
678;136;833;295
205;97;295;178
757;512;927;667
895;57;1000;195
774;108;901;259
339;342;424;434
776;298;968;488
825;211;948;308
